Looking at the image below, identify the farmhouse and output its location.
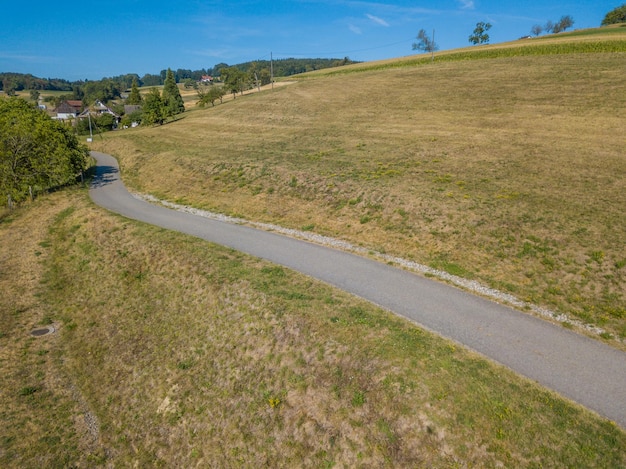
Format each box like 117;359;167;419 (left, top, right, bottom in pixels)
78;100;120;120
53;100;83;120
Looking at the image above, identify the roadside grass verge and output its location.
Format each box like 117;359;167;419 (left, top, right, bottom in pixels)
0;190;624;467
91;46;626;343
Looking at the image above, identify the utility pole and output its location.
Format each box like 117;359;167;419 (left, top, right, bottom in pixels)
87;113;93;142
432;29;435;62
270;52;274;91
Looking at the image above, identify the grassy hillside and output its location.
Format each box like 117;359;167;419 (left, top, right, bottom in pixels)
92;30;626;343
1;190;624;467
2;29;625;466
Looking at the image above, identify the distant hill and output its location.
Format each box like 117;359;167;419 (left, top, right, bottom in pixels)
224;57;359;76
0;58;359;94
0;72;73;93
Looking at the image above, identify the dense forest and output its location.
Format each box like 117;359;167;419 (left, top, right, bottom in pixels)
0;57;357;95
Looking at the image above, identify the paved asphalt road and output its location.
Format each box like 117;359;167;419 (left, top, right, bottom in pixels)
89;151;626;429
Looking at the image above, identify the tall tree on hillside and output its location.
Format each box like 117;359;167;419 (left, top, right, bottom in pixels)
221;67;247;98
127;78;143;105
142;88;166;125
469;22;492;45
602;4;626;25
162;68;185;117
552;15;574;33
412;29;438;53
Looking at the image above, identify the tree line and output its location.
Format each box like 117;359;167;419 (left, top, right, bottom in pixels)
530;15;575;37
1;58;357;98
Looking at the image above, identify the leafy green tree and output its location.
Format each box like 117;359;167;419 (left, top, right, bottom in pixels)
81;79;121;106
162;69;185;117
95;113;117;131
197;86;226;107
213;63;229;78
221;67;248;98
120;109;143;128
2;77;18;96
531;24;543;36
469;22;492;45
602;4;626;25
127;78;143;105
182;78;197;89
0;97;88;203
142;88;166;125
140;73;162;86
412;29;438;53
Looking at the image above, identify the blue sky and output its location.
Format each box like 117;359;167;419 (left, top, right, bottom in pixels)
0;1;617;81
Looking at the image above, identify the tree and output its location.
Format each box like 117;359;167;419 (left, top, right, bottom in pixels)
545;20;554;33
552;15;574;33
531;24;543;36
469;22;492;45
221;67;248;98
142;88;166;125
0;97;88;203
127;78;142;105
161;69;185;117
602;4;626;25
213;63;229;78
141;73;162;86
2;77;18;96
81;79;121;106
197;86;226;107
412;29;438;53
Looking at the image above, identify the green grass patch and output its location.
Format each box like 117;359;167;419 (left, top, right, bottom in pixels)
0;191;625;467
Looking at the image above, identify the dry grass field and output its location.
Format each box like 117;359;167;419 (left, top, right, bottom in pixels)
93;34;626;343
2;28;626;467
1;190;624;467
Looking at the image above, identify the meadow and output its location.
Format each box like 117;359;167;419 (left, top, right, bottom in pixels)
93;31;626;343
1;27;625;467
1;190;624;467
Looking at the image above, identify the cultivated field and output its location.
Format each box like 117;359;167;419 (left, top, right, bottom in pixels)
93;32;626;343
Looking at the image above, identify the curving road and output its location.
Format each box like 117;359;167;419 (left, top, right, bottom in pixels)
89;151;626;429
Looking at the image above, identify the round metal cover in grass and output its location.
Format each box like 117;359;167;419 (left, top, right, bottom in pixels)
31;325;55;337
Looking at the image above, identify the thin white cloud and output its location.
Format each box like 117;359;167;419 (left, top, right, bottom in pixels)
458;0;475;10
0;52;58;63
349;23;362;34
366;13;389;26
